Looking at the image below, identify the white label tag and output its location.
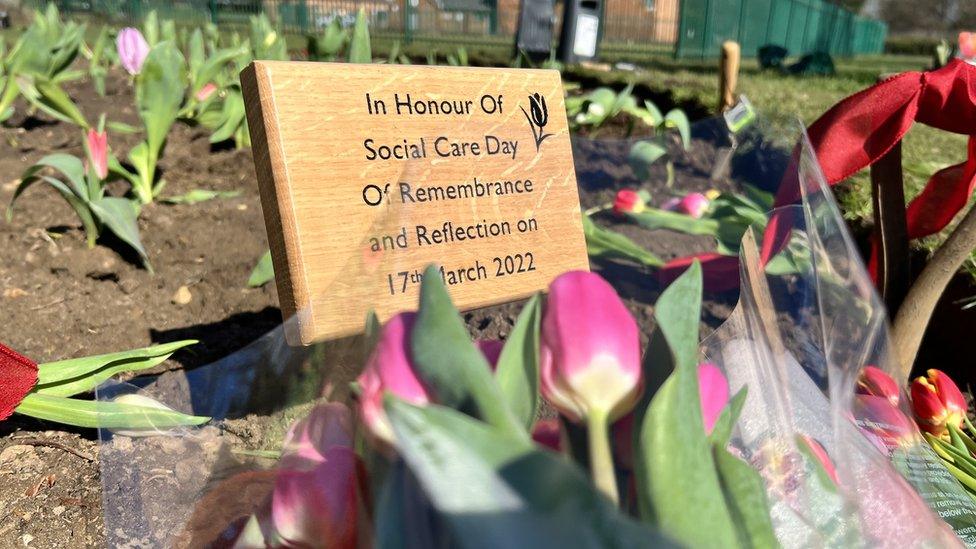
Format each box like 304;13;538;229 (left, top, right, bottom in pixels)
573;14;599;58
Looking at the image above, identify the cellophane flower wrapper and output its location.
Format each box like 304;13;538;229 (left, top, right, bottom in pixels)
97;105;970;547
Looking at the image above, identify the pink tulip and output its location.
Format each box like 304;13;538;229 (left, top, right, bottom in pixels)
228;404;364;549
540;271;642;423
799;435;839;486
356;312;432;446
540;271;641;503
85;128;109;180
279;403;353;471
196;82;218;102
268;447;361;548
698;363;729;434
677;192;710;218
856;365;901;407
477;339;504;369
116;28;150;75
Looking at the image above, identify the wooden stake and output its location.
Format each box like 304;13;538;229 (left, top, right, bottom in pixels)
719;41;741;113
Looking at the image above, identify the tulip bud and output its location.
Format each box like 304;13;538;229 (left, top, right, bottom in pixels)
798;435;839;486
698;363;728;434
85;128;109;181
116;28;150;75
540;271;641;503
280;403;354;471
356;313;432;446
704;189;721;201
911;369;967;436
195;82;218;102
613;189;647;215
854;394;917;450
268;447;361;548
540;271;642;423
856;365;901;407
677;192;710;218
477;340;504;370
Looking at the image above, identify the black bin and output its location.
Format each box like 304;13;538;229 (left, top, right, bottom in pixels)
515;0;555;63
557;0;602;64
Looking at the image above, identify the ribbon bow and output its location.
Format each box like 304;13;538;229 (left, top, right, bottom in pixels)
1;343;38;421
662;58;976;291
782;57;976;260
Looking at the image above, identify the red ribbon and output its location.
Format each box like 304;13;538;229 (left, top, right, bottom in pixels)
1;343;38;421
665;59;976;290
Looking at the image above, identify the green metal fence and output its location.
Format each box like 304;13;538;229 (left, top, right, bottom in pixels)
675;0;887;59
30;0;883;60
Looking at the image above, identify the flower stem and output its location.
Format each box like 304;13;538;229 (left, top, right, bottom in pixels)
583;203;612;216
586;410;618;504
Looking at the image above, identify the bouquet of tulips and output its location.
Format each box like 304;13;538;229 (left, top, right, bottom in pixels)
211;262;779;548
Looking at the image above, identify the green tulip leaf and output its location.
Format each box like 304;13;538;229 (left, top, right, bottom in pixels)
494;293;541;428
664;109;691;151
411;265;526;439
348;8;372;63
385;399;677;549
714;444;778;548
15;392;209;430
89;197;151;271
583;215;664;267
135;41;187;201
625;208;720;236
709;387;747;447
247;249;275;287
628;140;668;180
635;262;740;547
35;340;197;397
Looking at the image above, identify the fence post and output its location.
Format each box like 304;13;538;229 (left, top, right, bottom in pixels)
404;0;414;44
209;0;218;24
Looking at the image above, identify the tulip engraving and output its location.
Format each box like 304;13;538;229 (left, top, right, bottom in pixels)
520;92;553;152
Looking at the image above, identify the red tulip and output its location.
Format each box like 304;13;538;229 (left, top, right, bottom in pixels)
676;192;710;218
356;312;432;446
854;394;917;450
85;128;109;180
698;363;728;434
613;189;647;215
856;365;901;407
540;271;642;423
911;369;967;436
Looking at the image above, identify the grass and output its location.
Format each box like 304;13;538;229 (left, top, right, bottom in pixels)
584;54;973;275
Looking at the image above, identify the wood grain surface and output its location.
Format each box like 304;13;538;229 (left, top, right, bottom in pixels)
242;61;588;345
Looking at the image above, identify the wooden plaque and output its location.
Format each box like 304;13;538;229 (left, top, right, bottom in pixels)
242;61;588;345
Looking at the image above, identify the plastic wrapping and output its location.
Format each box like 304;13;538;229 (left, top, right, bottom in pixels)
97;108;972;547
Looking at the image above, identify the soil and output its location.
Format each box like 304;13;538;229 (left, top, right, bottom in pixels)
1;60;969;548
